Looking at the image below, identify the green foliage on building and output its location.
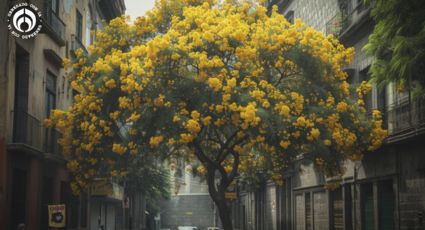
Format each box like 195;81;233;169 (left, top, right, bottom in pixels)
364;0;425;96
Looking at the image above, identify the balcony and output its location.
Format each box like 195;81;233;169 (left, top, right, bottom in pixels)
325;2;371;39
43;8;66;46
11;109;44;152
9;110;63;159
71;35;88;56
98;0;126;22
386;97;425;143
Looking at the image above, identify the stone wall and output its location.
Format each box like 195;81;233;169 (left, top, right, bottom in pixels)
398;141;425;230
281;0;340;33
160;194;215;230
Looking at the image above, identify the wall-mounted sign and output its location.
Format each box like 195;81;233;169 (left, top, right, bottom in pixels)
90;179;124;201
48;204;66;228
225;192;237;200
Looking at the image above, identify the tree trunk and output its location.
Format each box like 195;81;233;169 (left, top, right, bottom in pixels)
215;196;233;230
206;169;233;230
192;140;240;230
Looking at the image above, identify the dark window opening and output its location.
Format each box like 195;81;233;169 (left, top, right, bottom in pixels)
45;72;57;153
362;183;375;230
13;45;30;143
277;177;292;230
80;193;88;227
344;185;353;230
45;71;57;118
76;10;83;42
378;180;394;230
10;168;27;230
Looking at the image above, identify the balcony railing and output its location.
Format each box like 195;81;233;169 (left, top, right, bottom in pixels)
12;109;44;150
325;2;370;37
386;97;425;138
11;110;62;156
43;8;66;45
44;128;62;155
71;35;88;56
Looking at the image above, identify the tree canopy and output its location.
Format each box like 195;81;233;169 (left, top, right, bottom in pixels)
364;0;425;95
47;1;387;229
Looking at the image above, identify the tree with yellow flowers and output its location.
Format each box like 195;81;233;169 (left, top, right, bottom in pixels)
47;1;387;229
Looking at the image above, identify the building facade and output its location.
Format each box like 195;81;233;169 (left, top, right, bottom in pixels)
233;0;425;230
160;160;217;230
0;0;125;230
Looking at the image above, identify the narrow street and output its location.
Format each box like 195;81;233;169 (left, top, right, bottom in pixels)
0;0;424;230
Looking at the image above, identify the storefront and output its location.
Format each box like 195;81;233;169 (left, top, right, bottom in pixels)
89;179;124;230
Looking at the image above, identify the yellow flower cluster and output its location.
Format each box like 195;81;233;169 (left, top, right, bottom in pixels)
149;136;164;147
240;102;261;129
112;144;127;155
336;101;348;112
185;119;201;134
208;77;222;92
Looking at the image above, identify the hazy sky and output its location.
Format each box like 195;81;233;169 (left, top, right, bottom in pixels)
125;0;156;20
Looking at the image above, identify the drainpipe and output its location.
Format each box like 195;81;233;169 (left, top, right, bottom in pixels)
408;73;413;127
353;161;360;230
396;147;401;230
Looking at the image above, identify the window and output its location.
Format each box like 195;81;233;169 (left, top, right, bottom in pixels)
313;191;328;230
45;72;56;118
331;188;344;230
361;180;395;230
295;189;329;230
285;10;295;24
45;72;56;153
361;183;375;230
255;187;266;230
329;185;353;230
13;45;30;143
51;0;59;14
378;180;395;230
277;177;292;230
377;87;387;127
305;193;312;230
295;194;305;230
76;10;83;42
344;185;353;230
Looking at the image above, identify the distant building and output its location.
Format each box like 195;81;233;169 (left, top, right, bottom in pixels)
233;0;425;230
0;0;125;229
160;159;217;230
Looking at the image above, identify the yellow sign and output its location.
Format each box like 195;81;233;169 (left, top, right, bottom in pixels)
48;204;66;228
225;192;237;200
90;180;123;201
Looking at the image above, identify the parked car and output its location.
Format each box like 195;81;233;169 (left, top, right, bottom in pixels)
177;226;198;230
